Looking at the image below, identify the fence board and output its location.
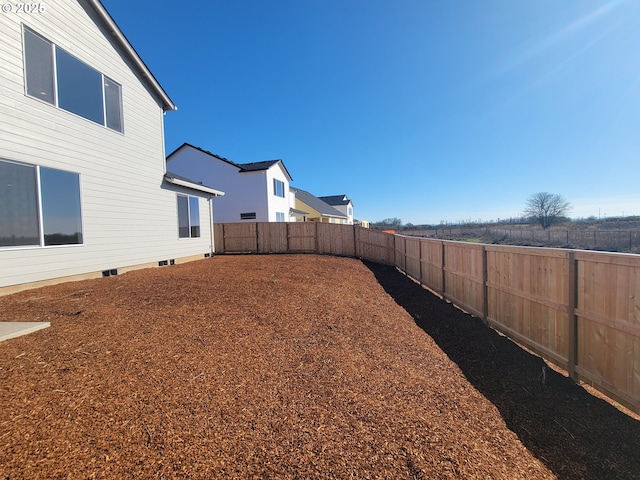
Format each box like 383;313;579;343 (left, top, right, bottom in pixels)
287;222;317;252
355;228;394;264
443;241;484;318
317;223;356;256
258;223;288;253
220;223;258;252
420;239;444;294
404;237;421;281
485;247;571;368
575;251;640;408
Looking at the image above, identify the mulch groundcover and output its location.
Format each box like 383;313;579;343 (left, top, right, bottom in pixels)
0;254;638;479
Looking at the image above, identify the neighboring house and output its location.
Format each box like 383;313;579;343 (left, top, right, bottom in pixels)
0;0;223;294
290;187;349;224
319;195;354;225
166;143;293;223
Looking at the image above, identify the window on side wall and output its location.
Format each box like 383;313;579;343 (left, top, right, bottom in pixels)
177;195;200;238
0;158;83;247
276;212;285;222
23;27;124;133
273;179;284;197
240;212;256;220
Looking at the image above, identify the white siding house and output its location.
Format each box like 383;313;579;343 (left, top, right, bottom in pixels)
166;143;293;223
319;195;354;225
0;0;223;294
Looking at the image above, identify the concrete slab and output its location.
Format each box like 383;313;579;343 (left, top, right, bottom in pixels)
0;322;50;342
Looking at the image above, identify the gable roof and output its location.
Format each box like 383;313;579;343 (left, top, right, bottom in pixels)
88;0;176;112
319;195;353;207
166;143;293;181
290;187;347;218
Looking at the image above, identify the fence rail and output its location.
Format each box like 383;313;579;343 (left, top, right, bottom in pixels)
215;222;640;413
406;227;640;253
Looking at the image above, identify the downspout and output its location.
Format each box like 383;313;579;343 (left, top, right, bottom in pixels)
208;195;214;256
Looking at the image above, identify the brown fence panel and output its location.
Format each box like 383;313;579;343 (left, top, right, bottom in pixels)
419;239;444;295
395;236;407;272
442;241;485;318
287;222;317;252
574;251;640;410
355;227;395;264
485;246;572;368
219;222;258;252
317;223;356;256
258;222;288;253
403;236;421;281
214;223;225;253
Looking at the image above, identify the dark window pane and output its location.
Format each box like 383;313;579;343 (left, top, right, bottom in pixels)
189;196;200;238
23;28;55;104
104;76;123;132
177;195;189;238
55;48;103;125
40;167;83;245
0;160;40;246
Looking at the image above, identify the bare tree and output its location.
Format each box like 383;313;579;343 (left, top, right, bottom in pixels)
523;192;571;229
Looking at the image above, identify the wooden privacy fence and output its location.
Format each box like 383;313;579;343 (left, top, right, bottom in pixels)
214;222;640;413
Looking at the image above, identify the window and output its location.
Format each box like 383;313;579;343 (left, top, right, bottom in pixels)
240;212;256;220
276;212;285;222
273;178;285;197
177;195;200;238
348;206;353;216
0;159;83;247
23;27;124;133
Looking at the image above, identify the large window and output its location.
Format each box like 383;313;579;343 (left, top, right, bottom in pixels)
273;178;285;198
23;27;123;133
177;195;200;238
0;159;83;247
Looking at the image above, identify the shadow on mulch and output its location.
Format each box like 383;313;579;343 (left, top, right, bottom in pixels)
364;261;640;480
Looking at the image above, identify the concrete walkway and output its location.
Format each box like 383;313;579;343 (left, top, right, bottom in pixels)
0;322;50;342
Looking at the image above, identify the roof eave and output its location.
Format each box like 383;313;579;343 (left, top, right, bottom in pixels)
164;174;225;196
87;0;177;112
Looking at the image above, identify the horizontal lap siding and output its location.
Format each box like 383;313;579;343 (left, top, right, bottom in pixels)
0;1;211;289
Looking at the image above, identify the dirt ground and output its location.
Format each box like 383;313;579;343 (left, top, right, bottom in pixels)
0;254;639;479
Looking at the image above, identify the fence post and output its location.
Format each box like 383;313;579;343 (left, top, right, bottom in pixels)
441;241;446;298
221;223;226;253
567;252;578;379
482;246;488;325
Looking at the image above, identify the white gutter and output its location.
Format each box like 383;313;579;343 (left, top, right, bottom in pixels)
164;175;225;196
87;0;177;112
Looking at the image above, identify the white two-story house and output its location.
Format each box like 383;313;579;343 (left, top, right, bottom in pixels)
319;195;354;225
0;0;223;294
166;143;293;223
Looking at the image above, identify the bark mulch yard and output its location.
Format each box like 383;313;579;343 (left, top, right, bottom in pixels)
0;255;638;479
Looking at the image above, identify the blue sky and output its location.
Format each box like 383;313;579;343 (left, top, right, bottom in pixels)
102;0;640;225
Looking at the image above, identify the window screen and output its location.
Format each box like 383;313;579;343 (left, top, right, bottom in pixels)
189;196;200;238
23;28;55;104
